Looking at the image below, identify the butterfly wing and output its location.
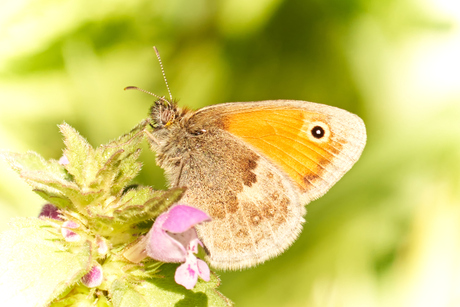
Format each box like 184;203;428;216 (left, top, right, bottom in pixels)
198;100;366;204
177;100;366;269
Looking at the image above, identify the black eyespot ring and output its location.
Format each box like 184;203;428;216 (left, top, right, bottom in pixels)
311;126;325;139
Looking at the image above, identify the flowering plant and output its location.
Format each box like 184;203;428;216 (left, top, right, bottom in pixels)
0;122;231;306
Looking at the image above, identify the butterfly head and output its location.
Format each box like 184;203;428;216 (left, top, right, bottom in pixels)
149;99;181;129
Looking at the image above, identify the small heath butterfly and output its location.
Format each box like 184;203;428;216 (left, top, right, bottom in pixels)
132;48;367;270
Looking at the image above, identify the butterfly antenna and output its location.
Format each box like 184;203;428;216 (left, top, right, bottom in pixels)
124;86;169;104
153;46;173;102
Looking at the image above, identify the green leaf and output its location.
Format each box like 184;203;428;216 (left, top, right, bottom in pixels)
0;151;69;180
0;149;104;210
60;121;145;198
33;189;73;209
60;122;95;187
93;120;146;195
0;218;92;307
111;264;232;307
88;187;184;238
51;294;95;307
111;280;150;307
113;187;184;226
0;151;77;209
50;284;112;307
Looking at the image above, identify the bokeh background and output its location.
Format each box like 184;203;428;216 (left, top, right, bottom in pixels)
1;0;459;306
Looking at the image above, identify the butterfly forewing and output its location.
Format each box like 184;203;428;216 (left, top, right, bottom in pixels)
201;100;366;202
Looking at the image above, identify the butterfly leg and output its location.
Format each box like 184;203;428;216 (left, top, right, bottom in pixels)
144;129;160;145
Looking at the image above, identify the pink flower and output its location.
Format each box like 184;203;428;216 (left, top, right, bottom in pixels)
96;237;108;255
59;154;69;165
81;264;103;288
146;204;211;289
61;220;81;242
38;204;62;220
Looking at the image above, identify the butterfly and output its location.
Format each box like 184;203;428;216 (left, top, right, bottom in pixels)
131;48;366;270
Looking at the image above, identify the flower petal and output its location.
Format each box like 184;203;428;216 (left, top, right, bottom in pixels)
81;264;103;288
196;259;210;282
61;228;80;242
174;260;198;290
162;205;211;233
62;220;79;229
146;213;187;263
38;204;62;220
97;237;108;255
188;238;203;254
167;227;199;253
59;154;69;165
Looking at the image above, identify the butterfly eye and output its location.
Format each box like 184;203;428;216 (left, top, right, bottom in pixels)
189;129;206;136
311;126;325;139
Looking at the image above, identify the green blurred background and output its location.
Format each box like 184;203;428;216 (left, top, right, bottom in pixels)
1;0;459;306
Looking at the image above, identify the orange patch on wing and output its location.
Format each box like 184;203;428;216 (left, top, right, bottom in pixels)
222;109;339;191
